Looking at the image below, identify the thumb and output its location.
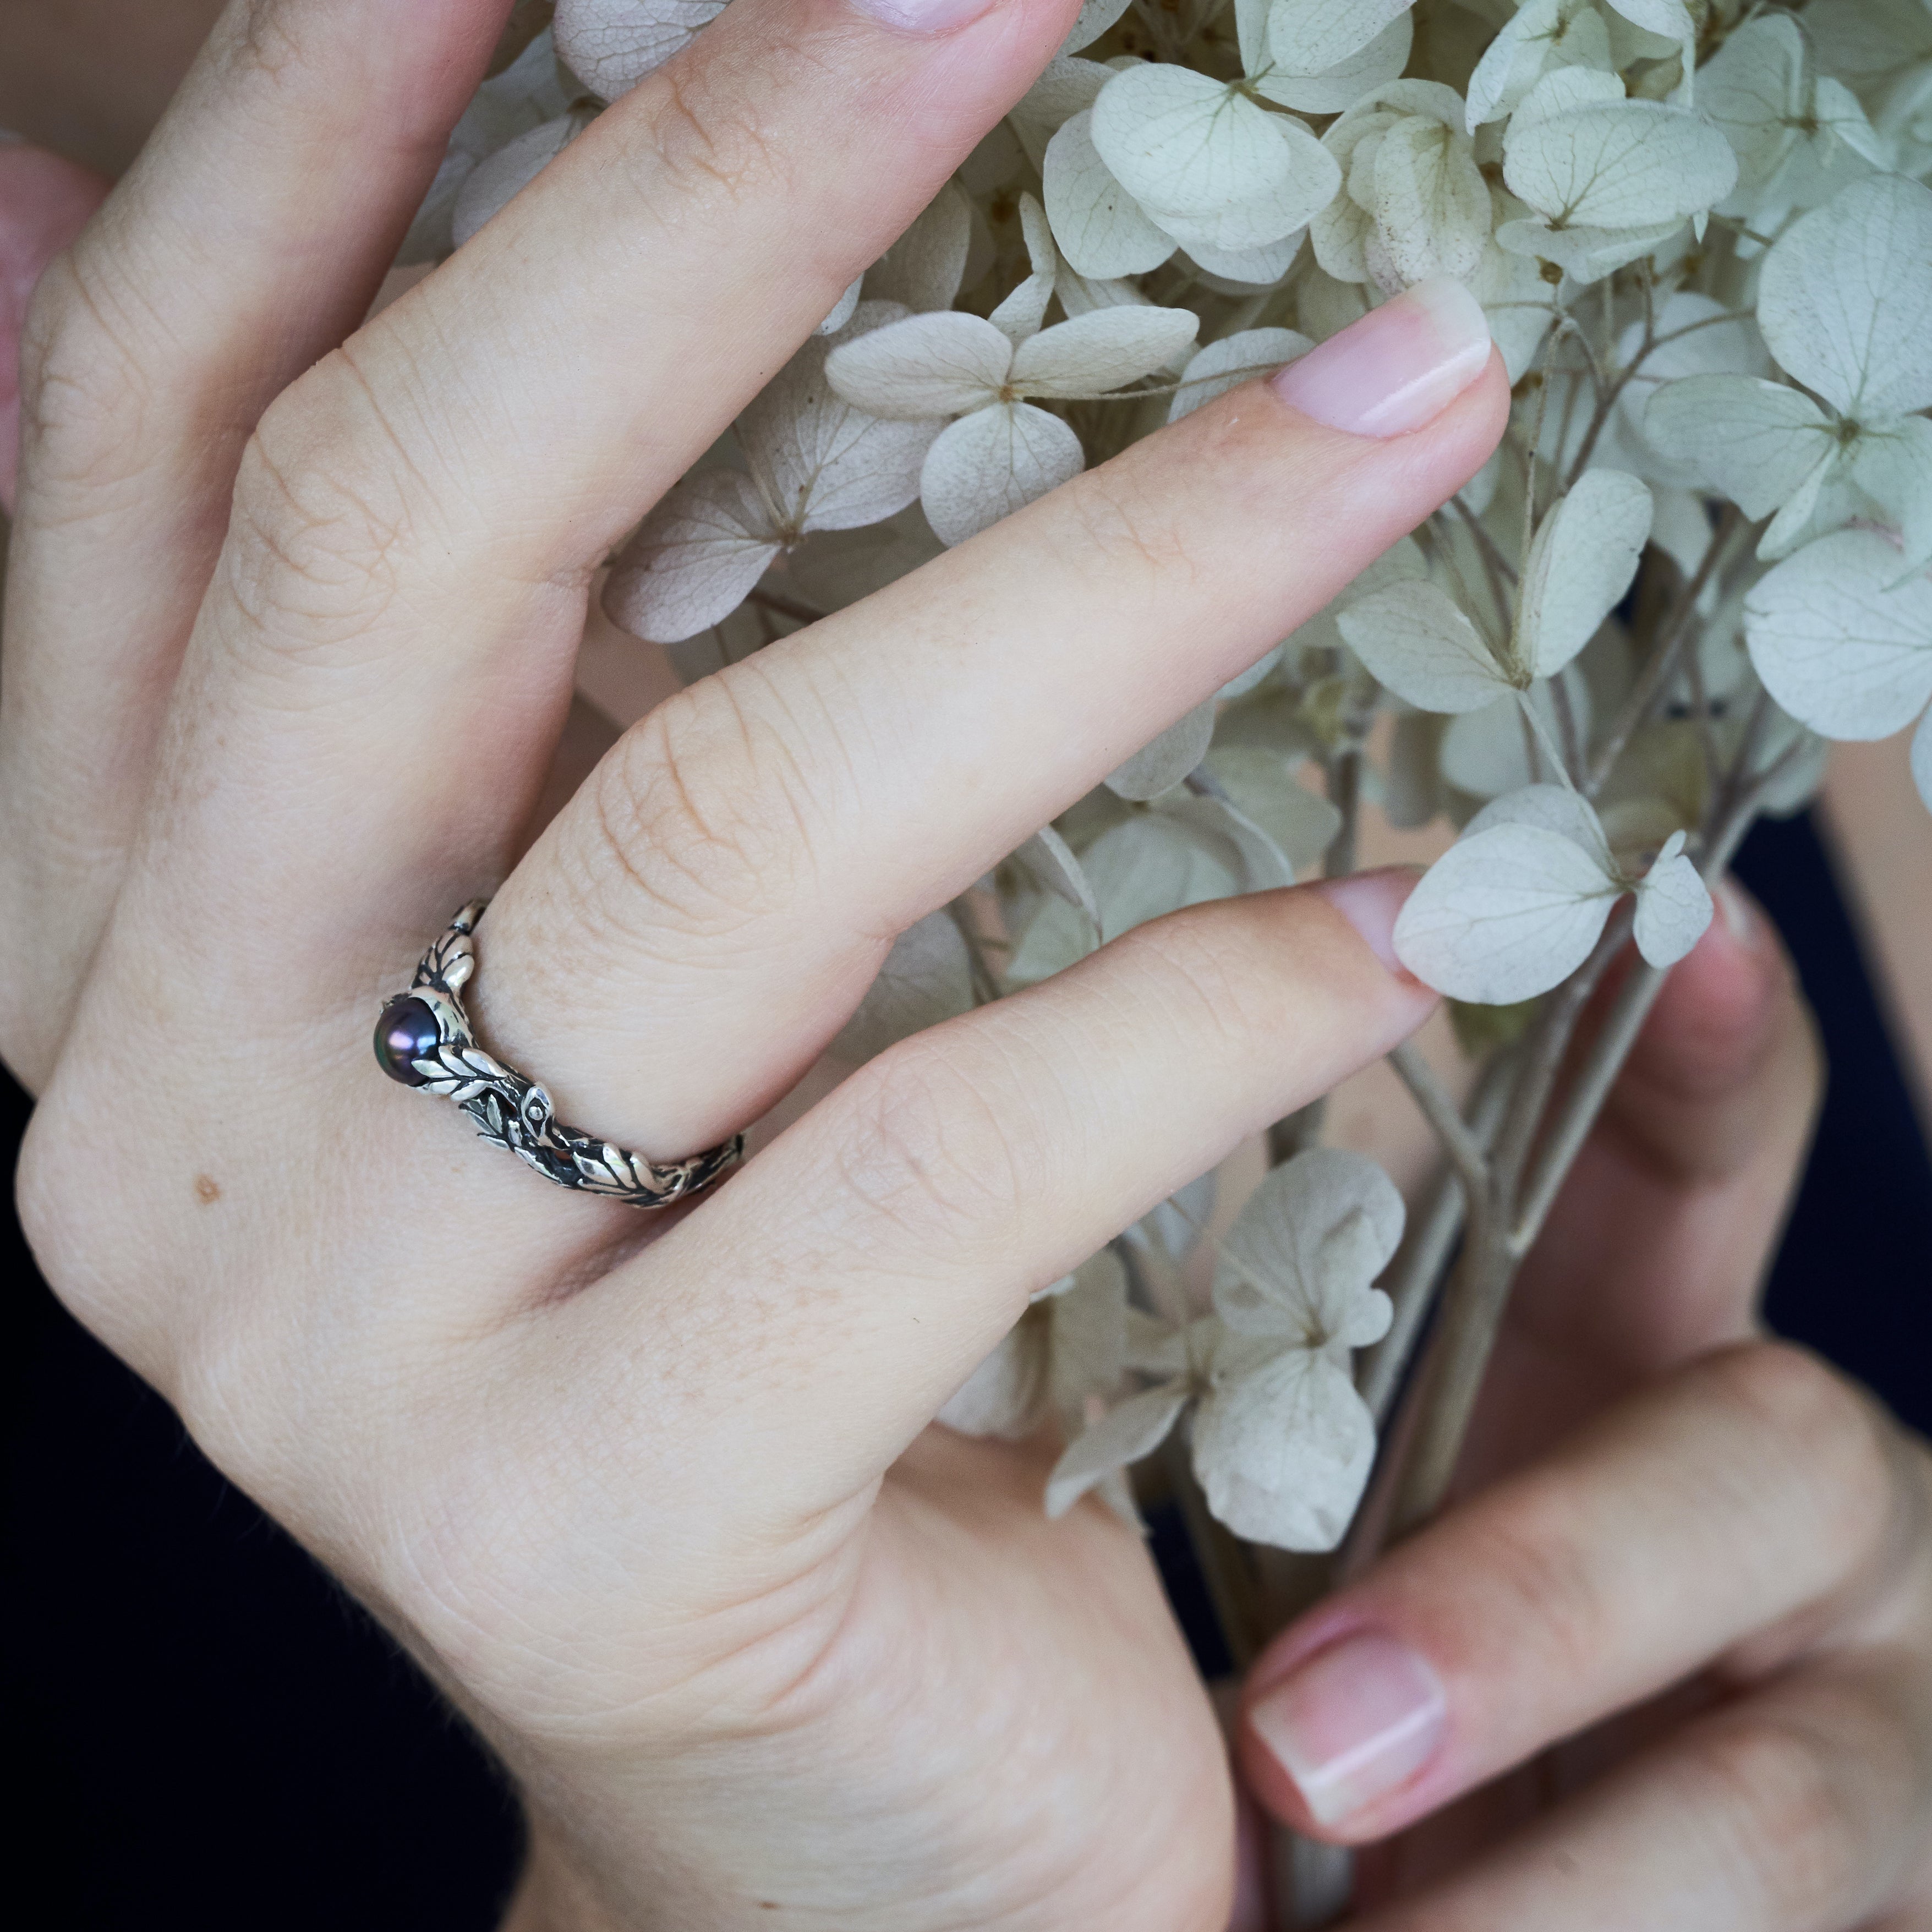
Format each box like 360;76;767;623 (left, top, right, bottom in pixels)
1;141;110;513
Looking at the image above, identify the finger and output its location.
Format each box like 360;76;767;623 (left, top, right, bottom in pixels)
1460;884;1822;1482
539;871;1437;1523
0;0;513;1072
157;0;1085;900
0;142;108;513
466;306;1508;1159
1345;1649;1932;1932
1236;1342;1915;1843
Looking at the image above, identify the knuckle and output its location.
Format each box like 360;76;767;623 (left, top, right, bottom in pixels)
1698;1343;1895;1572
835;1035;1031;1254
15;248;158;497
635;61;792;211
222;359;419;650
1454;1498;1608;1691
1118;902;1286;1053
1678;1709;1873;1923
570;670;822;944
1061;464;1205;591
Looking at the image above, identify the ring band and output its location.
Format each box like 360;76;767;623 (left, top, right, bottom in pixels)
374;901;743;1209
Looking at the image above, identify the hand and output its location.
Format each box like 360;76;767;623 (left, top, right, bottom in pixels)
0;2;1505;1927
1236;895;1932;1930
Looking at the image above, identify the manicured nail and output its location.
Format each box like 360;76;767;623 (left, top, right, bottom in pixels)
1312;869;1421;978
1249;1630;1446;1827
847;0;996;31
1272;278;1492;438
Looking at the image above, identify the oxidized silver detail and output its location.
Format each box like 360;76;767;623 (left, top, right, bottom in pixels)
379;901;742;1208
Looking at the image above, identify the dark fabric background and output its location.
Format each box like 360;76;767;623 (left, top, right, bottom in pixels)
6;809;1929;1929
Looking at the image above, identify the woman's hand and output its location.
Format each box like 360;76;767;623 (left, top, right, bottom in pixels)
1237;896;1932;1930
1;2;1505;1927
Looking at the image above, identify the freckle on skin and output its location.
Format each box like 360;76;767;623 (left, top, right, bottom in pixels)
194;1174;221;1204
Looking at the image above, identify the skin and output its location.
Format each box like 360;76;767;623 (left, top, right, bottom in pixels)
2;3;1929;1928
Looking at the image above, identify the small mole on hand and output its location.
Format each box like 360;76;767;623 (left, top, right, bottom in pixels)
194;1175;221;1205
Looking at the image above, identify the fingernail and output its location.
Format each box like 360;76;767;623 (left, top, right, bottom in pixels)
1312;869;1421;978
847;0;996;31
1273;278;1492;438
1249;1631;1446;1827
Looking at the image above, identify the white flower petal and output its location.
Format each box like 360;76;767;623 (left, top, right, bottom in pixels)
815;277;863;337
1394;822;1621;1003
1643;375;1831;519
1699;15;1808;194
824;310;1012;420
1169;329;1312;422
1605;0;1692;37
740;322;942;534
1255;13;1413;114
1495;214;1683;284
1046;1383;1190;1517
1519;470;1652;681
1181;230;1307;284
1632;836;1713;968
554;0;724;101
1743;529;1932;740
451;111;586;247
1214;1148;1405;1342
1091;65;1339;248
1011;305;1198;398
1339;581;1508;713
864;180;972;313
1503;87;1737;227
1848;416;1932;579
1202;749;1342;873
1059;0;1131;53
987;193;1059;343
1048;1249;1132;1419
1193;1347;1376;1551
918;402;1084;546
1011;56;1113;169
1266;0;1416;75
1368;116;1491;287
832;908;975;1064
1756;174;1932;421
1010;824;1100;927
601;470;779;643
937;1323;1047;1439
1464;782;1615;869
1466;0;1611;131
404;31;572;261
1105;700;1217;800
1043;110;1178;280
1440;676;1589;798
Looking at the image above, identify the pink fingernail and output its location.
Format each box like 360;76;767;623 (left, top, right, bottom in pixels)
1249;1631;1446;1827
1272;278;1492;439
847;0;997;30
1312;869;1421;978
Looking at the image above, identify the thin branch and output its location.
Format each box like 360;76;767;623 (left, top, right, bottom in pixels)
1359;1057;1515;1425
1389;1043;1489;1202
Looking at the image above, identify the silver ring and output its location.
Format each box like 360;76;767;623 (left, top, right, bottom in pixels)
373;901;743;1209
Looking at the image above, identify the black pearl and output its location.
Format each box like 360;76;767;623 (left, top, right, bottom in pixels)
374;995;442;1086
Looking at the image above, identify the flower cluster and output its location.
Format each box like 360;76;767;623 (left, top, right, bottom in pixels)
412;1;1932;1553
